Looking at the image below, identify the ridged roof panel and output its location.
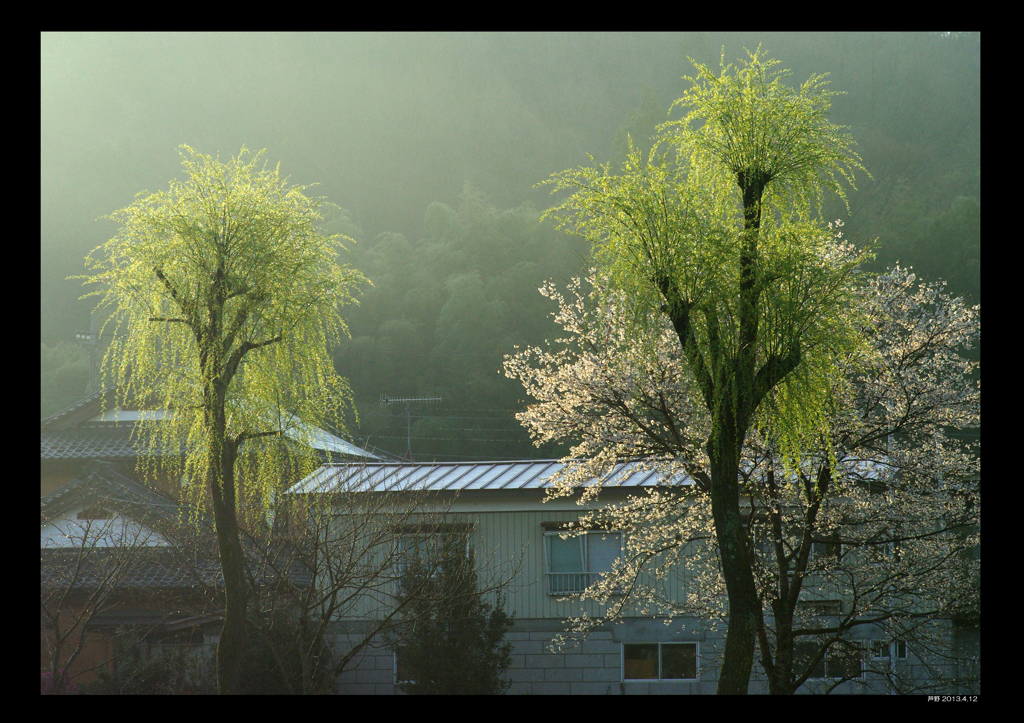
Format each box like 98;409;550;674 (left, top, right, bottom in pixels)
287;460;693;494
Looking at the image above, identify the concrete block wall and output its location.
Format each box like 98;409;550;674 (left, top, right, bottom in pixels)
329;617;972;694
332;617;723;695
506;629;616;695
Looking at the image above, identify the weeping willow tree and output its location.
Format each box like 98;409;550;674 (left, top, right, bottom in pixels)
540;48;871;694
76;145;367;694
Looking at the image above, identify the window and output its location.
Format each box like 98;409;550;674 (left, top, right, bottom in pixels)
799;600;843;616
827;641;864;680
394;526;473;578
398;534;441;566
544;529;622;595
623;643;698;681
795;640;827;679
394;646;414;684
869;540;901;565
869;533;902;565
870;640;890;660
810;534;842;561
741;514;769;550
794;640;863;680
868;639;906;662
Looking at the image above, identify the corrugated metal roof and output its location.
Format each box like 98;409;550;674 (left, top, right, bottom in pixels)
281;414;379;460
287;460;693;495
43;388;378;461
42;413;377;461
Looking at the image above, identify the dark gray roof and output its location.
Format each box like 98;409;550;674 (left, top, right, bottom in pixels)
40;546;224;592
40;387;183;460
40;425;183;460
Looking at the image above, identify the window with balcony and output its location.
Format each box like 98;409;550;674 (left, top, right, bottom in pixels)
544;528;622;595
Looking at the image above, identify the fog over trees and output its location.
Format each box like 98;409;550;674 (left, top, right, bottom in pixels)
42;33;979;462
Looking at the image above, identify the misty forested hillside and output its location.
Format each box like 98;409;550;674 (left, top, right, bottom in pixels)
41;33;979;461
328;188;589;460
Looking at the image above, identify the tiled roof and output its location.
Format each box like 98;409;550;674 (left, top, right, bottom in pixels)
85;609;224;631
288;459;694;495
40;460;196;528
40;546;224;592
40;425;370;462
41;461;310;593
41;387;182;461
40;425;184;460
40;462;220;593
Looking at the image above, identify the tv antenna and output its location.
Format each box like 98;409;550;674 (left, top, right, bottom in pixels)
379;394;442;461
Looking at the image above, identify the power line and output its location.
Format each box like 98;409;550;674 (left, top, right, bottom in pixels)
356;407;529;414
358;413;520;426
402;453;547;461
337;348;509;358
367;434;529;441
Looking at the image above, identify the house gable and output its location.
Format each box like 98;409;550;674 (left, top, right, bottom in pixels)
41;508;171;549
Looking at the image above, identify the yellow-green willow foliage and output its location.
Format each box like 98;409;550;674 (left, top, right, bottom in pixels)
663;46;868;222
540;48;873;474
78;145;367;520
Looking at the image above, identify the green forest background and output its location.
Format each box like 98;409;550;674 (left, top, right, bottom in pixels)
41;33;980;462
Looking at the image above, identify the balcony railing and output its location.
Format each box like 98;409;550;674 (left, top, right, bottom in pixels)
547;571;596;595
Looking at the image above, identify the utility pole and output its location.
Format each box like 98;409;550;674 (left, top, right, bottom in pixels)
75;311;104;393
379;394;442;461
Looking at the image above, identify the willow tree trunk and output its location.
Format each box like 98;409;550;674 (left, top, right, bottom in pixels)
706;395;761;694
207;385;247;695
660;170;796;693
201;266;249;695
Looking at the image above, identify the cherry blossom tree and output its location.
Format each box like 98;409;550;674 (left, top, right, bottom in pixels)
504;263;979;694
